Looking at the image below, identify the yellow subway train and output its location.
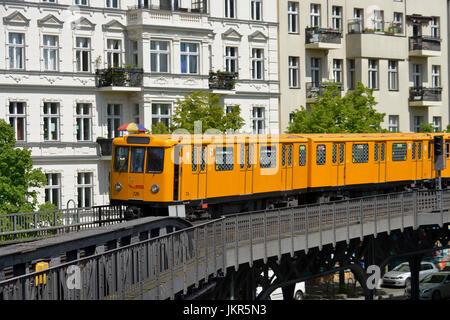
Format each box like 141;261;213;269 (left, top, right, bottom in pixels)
109;133;450;219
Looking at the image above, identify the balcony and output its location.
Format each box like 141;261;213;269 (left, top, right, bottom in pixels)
96;138;113;160
131;0;208;14
346;20;407;59
306;82;343;103
209;71;238;93
409;36;441;57
95;68;143;92
305;27;342;50
409;87;442;107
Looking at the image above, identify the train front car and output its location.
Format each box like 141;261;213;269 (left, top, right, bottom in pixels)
110;134;178;219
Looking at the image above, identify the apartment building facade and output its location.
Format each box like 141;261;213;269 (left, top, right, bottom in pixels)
0;0;279;209
278;0;449;134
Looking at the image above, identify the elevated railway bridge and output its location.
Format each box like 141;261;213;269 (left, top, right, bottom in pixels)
0;189;449;300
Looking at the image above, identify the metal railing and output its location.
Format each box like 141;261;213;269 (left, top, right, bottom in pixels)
1;189;448;300
130;0;207;14
209;71;238;90
95;68;144;88
306;81;343;99
305;27;342;45
96;138;113;156
0;205;125;242
409;36;441;52
409;87;442;102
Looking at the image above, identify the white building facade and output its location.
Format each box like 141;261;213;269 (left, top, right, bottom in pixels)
0;0;279;209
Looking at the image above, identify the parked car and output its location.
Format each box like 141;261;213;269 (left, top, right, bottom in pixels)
405;272;450;300
256;270;306;300
381;261;439;287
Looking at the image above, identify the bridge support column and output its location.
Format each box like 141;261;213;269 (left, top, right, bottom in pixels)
408;254;423;300
230;269;235;300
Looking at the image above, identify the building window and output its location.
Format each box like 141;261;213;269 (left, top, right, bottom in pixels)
289;57;299;88
413;64;421;87
8;102;26;141
76;37;90;72
75;0;88;5
373;10;384;32
77;172;93;208
251;48;264;80
332;6;342;29
252;107;265;134
225;0;235;18
251;0;262;21
289;112;295;123
43;102;60;141
45;173;61;208
225;47;238;73
107;104;121;138
354;8;364;30
106;39;121;67
180;42;198;74
348;59;355;90
43;0;56;2
414;116;423;133
43;35;58;71
333;59;343;83
393;12;403;33
130;40;138;67
288;2;299;33
133;103;140;124
310;4;321;27
152;103;171;127
9;33;25;70
431;17;440;38
76;103;91;141
389;115;399;132
150;41;169;73
311;57;320;85
106;0;118;9
433;116;442;132
368;59;378;89
388;60;398;91
432;65;441;88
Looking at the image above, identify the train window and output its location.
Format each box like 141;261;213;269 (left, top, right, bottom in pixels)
332;145;337;164
200;147;206;171
446;143;450;158
418;142;422;160
260;145;276;168
428;142;432;159
392;143;407;161
412;143;416;160
240;145;245;169
316;145;326;165
146;147;164;173
299;145;307;166
114;146;129;172
374;143;379;162
352;144;369;163
130;147;146;173
247;145;253;168
215;147;234;171
288;145;292;166
381;144;385;161
340;144;344;163
192;147;197;172
282;145;286;166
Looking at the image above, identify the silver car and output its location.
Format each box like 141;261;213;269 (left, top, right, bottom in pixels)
405;272;450;300
381;261;439;287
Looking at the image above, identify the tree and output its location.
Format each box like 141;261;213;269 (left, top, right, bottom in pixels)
170;90;245;133
0;119;50;213
150;121;171;134
286;83;386;134
420;123;435;133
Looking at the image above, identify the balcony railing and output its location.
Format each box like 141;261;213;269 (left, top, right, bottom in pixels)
409;36;441;52
347;19;402;35
209;71;238;90
95;68;143;88
96;138;113;157
131;0;207;13
306;82;343;100
305;27;342;45
409;87;442;102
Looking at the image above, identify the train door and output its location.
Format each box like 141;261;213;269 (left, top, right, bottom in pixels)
128;146;146;200
239;144;254;195
413;141;423;180
425;141;434;179
375;142;386;183
332;143;345;186
281;144;293;190
192;145;207;199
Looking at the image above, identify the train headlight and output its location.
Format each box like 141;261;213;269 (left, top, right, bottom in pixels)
115;182;122;192
151;184;160;194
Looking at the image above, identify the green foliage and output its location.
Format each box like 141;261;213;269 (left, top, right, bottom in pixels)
151;121;171;134
0;119;47;214
171;90;245;133
286;83;386;134
38;201;58;212
446;124;450;133
420;123;435;133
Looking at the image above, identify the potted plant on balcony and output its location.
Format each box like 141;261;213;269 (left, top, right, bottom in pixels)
104;67;127;86
363;28;375;34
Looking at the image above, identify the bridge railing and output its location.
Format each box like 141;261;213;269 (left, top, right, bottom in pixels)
0;189;448;300
0;205;125;242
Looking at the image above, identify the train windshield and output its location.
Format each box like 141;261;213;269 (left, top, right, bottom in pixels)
146;147;164;173
130;147;146;173
114;146;129;172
